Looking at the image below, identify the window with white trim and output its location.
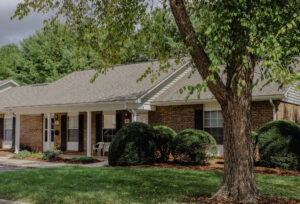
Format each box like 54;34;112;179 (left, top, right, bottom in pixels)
44;118;54;142
4;118;13;141
204;111;223;144
68;116;79;142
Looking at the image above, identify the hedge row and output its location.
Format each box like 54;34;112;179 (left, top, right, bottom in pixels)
108;122;217;166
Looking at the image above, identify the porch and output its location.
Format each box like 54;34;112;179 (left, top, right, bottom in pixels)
12;104;151;156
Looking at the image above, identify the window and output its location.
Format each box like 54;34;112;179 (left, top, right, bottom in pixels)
44;118;54;142
68;116;79;142
204;111;223;144
4;118;13;141
102;114;116;142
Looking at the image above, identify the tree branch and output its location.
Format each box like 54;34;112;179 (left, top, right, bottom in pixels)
169;0;227;103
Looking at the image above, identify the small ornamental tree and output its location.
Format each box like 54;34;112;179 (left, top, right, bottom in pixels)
13;0;299;202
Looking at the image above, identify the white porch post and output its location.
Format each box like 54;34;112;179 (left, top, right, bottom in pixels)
47;113;51;150
87;111;92;157
14;113;20;154
131;109;137;122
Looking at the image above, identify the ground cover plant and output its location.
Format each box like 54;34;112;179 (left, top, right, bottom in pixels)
0;166;299;203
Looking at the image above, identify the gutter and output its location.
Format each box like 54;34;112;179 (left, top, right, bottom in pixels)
269;98;277;120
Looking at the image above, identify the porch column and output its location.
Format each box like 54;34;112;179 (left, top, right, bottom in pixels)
47;113;51;150
87;111;92;157
14;113;20;154
131;109;137;122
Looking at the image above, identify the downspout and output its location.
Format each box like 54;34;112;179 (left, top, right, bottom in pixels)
124;103;137;122
269;98;276;120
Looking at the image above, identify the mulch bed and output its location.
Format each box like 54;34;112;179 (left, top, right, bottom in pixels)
132;158;300;177
11;157;103;164
183;196;300;204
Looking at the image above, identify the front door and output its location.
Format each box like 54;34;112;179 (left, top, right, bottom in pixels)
43;117;54;151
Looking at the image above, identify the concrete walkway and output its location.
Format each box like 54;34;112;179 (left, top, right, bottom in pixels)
0;199;31;204
0;157;108;168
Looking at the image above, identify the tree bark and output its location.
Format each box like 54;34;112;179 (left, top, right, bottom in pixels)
213;94;260;203
169;0;260;202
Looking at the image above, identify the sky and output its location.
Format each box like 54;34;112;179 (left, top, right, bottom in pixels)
0;0;48;47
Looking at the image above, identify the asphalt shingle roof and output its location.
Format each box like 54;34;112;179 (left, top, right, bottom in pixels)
0;60;181;109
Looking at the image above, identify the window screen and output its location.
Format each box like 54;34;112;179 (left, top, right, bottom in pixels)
204;111;223;144
68;116;79;142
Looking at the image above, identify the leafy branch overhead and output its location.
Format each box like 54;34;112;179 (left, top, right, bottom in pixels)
12;0;300;96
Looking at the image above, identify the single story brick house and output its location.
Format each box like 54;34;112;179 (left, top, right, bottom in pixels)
0;60;299;156
0;79;19;148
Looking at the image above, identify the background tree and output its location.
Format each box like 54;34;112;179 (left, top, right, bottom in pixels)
0;44;23;81
13;0;299;202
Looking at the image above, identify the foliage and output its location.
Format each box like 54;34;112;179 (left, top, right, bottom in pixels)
12;150;31;159
10;143;33;153
108;122;156;166
0;166;299;203
20;144;33;152
73;156;94;163
30;152;43;159
153;125;176;162
43;149;61;160
257;120;300;170
172;129;217;164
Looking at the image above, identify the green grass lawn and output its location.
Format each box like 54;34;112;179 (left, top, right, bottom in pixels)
0;166;299;203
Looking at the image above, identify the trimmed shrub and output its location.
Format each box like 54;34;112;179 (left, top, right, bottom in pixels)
108;122;156;166
10;143;33;153
153;125;176;162
74;156;94;163
13;150;31;159
257;120;300;170
172;129;217;164
43;149;61;160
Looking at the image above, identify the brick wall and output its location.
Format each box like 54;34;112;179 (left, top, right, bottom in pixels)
148;104;203;133
276;102;300;125
148;102;274;132
20;114;43;152
251;101;274;131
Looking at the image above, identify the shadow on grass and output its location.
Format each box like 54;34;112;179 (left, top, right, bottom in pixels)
0;166;298;203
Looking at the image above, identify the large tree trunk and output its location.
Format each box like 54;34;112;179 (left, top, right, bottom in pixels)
213;95;260;203
168;0;260;202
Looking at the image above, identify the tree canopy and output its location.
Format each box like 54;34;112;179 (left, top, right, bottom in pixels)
11;0;300;202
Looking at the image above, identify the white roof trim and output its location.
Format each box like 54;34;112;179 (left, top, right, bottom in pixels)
137;61;191;104
0;80;19;87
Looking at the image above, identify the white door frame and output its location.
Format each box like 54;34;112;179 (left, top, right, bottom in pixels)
43;114;54;151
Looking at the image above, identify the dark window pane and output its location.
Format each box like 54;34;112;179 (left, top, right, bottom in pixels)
44;130;48;142
51;131;54;142
51;118;54;129
45;118;48;129
68;129;79;142
205;128;223;145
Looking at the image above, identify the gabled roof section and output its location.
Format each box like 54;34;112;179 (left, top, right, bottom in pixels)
0;79;19;94
151;65;298;105
0;60;186;109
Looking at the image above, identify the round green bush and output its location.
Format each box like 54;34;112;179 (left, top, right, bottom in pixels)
153;126;176;162
172;129;217;164
258;120;300;170
108;122;156;166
